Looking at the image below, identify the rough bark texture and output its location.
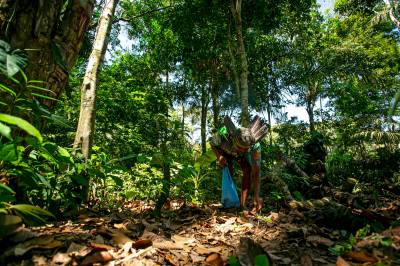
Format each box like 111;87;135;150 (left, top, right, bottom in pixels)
155;72;171;215
201;85;208;154
155;140;171;215
305;80;319;132
227;19;240;100
306;102;315;132
269;164;294;202
0;0;95;106
0;0;13;30
73;0;118;159
211;76;220;129
267;151;311;202
385;0;400;29
230;0;249;126
266;97;273;146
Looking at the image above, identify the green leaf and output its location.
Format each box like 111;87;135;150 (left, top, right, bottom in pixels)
379;237;393;247
126;190;136;199
57;146;74;163
0;113;42;142
255;255;270;266
0;183;15;194
19;69;27;84
28;80;46;84
0;214;23;237
0;143;18;161
71;175;88;186
33;172;51;188
109;174;123;187
27;84;56;95
31;92;58;101
0;122;12;140
9;204;54;226
0;83;16;97
0;183;16;202
228;256;240;266
0;40;28;76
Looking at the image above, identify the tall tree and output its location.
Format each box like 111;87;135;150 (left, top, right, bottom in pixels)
230;0;250;126
289;11;328;132
0;0;95;105
74;0;119;159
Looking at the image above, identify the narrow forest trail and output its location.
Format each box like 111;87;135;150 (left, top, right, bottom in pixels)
1;199;399;266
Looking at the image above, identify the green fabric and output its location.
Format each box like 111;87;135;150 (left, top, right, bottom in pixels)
244;142;261;164
219;126;228;136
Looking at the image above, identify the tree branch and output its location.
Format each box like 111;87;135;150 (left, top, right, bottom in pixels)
385;0;400;29
88;4;176;31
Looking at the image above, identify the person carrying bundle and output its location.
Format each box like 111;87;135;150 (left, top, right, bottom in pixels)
209;115;268;214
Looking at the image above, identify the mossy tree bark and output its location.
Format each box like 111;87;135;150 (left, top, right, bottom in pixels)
0;0;95;106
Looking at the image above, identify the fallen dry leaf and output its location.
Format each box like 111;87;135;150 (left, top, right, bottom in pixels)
267;212;280;221
9;228;38;243
89;242;114;251
114;223;128;230
153;240;183;250
355;238;379;248
162;253;179;266
93;234;105;244
133;239;153;249
336;256;351;266
205;253;224;266
306;235;334;247
81;251;113;266
344;251;378;263
193;243;223;255
0;215;23;237
31;255;48;266
12;236;63;256
51;253;71;266
67;242;92;257
217;217;237;234
111;230;133;247
191;253;206;263
171;234;196;245
300;254;313;266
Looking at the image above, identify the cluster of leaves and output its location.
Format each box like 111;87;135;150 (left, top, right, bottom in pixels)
0;40;129;237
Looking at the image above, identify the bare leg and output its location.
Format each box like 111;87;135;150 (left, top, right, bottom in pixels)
251;165;262;213
238;159;251;208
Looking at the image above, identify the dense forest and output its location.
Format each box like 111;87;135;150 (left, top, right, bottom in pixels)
0;0;400;265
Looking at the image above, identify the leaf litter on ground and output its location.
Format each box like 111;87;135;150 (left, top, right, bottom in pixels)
0;198;399;265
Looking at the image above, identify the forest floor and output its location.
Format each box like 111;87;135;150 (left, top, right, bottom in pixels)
1;190;400;266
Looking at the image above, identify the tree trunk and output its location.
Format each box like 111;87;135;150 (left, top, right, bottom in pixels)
0;0;13;30
181;101;185;139
306;102;315;132
306;80;319;133
211;75;220;129
231;0;249;126
155;138;171;215
201;85;208;154
155;71;171;215
384;0;400;29
319;95;323;124
0;0;95;106
73;0;118;159
266;95;273;146
227;18;240;100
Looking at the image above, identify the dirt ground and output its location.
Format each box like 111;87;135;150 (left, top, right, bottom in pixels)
1;199;399;266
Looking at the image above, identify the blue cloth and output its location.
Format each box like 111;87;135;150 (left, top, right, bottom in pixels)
221;167;240;208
